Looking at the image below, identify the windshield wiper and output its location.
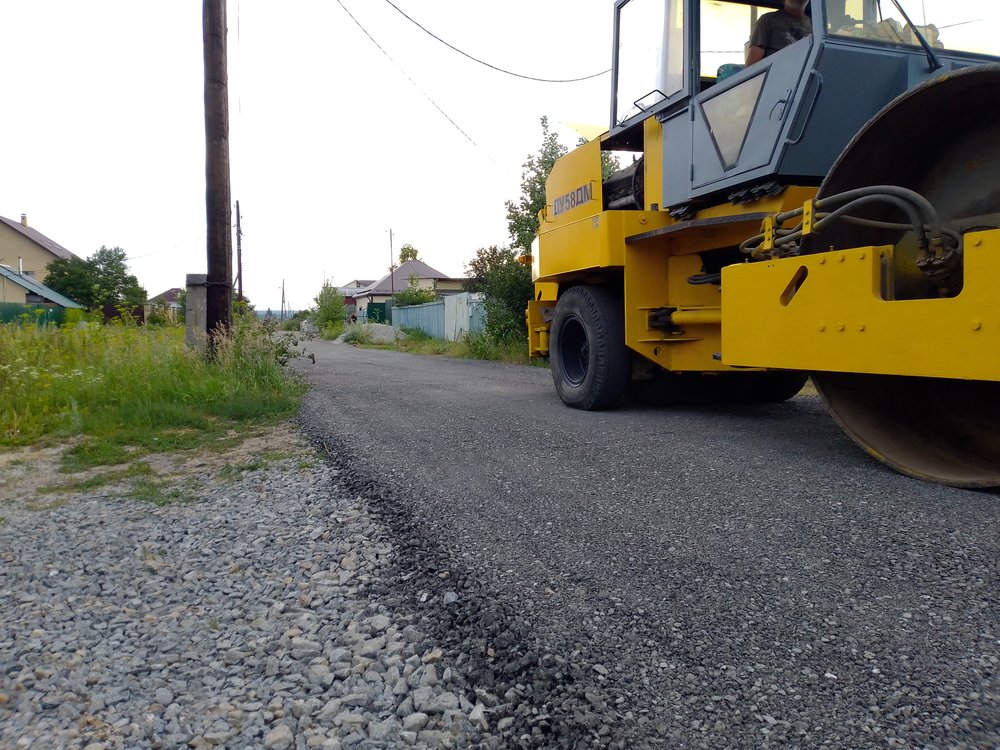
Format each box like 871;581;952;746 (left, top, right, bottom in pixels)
886;0;943;71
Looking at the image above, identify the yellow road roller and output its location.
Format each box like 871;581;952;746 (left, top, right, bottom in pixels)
527;0;1000;487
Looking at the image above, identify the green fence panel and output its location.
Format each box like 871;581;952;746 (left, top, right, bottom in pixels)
367;303;387;323
0;303;68;325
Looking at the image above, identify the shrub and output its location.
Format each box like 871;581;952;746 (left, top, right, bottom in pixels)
393;276;438;307
342;325;374;345
279;310;309;331
321;321;344;340
465;246;533;343
63;308;85;327
313;283;347;327
399;326;433;342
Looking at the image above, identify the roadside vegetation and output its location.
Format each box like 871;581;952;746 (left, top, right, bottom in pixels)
342;324;543;366
312;282;347;340
0;316;307;473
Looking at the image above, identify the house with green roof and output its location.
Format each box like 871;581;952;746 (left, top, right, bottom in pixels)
0;264;83;323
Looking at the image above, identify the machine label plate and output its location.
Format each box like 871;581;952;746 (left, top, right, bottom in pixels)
553;183;594;217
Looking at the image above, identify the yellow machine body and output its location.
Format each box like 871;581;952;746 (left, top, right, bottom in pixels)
722;233;1000;381
530;118;822;376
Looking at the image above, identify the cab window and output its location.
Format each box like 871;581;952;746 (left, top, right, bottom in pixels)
701;1;776;85
615;0;686;125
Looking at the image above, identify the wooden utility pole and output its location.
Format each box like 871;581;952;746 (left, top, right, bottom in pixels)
389;228;395;297
203;0;232;350
235;200;243;300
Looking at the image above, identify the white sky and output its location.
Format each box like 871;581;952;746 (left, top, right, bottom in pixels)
0;1;612;311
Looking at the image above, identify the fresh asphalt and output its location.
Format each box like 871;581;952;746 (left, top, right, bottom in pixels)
294;339;999;749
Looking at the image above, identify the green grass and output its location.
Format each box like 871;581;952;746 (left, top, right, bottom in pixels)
375;328;546;366
217;449;298;480
320;321;344;340
131;477;196;506
39;462;154;494
0;317;307;469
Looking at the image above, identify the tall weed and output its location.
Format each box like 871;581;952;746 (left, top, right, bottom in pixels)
0;317;306;456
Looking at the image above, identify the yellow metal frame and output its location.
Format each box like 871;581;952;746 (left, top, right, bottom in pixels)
529;112;1000;383
536;210;670;280
722;229;1000;381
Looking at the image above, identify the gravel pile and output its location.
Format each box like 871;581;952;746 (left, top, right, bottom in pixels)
0;429;510;749
339;324;406;346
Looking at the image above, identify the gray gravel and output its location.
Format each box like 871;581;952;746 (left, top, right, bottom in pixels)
0;431;503;749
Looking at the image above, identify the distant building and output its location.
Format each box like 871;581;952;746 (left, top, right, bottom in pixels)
337;279;375;309
350;260;465;318
147;287;184;322
0;214;80;285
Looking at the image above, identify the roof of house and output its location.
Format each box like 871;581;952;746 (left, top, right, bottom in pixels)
149;287;183;305
0;265;83;308
0;215;80;261
355;260;464;297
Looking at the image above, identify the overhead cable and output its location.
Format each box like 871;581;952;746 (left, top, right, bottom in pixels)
334;0;480;149
381;0;610;83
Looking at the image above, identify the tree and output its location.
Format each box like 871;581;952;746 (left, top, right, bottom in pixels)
464;245;513;293
44;246;146;311
398;244;420;263
584;136;622;181
233;292;255;317
464;245;533;342
477;120;614;341
312;282;347;328
89;246;147;308
44;257;100;309
505;116;568;251
393;275;437;307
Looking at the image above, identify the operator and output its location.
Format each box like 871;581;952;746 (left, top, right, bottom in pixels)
746;0;812;65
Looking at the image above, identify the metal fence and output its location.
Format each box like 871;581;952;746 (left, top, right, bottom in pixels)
0;303;70;325
394;300;445;339
392;293;484;341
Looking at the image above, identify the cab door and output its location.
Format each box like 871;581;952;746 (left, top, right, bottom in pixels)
690;1;813;192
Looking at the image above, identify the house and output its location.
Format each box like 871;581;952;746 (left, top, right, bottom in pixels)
0;264;83;323
148;287;183;307
147;287;184;323
337;279;375;310
0;214;80;285
350;260;465;319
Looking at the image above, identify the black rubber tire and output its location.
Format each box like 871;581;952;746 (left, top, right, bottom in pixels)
550;286;628;410
747;371;808;403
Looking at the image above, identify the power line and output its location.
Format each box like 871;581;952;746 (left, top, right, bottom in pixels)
381;0;610;83
333;0;480;150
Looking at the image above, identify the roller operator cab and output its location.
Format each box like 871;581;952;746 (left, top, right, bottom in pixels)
528;0;1000;487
